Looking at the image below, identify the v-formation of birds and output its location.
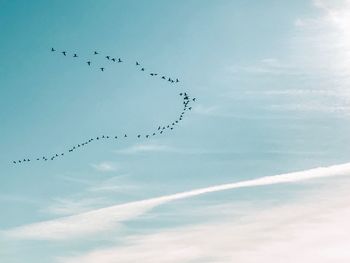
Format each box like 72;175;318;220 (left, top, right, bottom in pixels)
12;48;196;164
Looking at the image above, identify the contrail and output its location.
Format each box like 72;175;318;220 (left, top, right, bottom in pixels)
5;162;350;240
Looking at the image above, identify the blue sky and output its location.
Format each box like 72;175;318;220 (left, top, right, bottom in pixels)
2;0;350;262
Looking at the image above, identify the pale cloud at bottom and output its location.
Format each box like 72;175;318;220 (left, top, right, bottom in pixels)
58;179;350;263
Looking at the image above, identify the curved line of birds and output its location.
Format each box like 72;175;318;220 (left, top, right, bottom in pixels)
12;48;196;164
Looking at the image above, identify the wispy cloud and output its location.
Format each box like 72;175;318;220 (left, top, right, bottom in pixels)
41;197;108;216
57;181;350;263
91;162;118;172
115;143;176;154
4;162;350;240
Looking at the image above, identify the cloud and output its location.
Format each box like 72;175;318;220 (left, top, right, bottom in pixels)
41;197;107;216
4;162;350;240
57;181;350;263
115;143;175;154
91;162;118;172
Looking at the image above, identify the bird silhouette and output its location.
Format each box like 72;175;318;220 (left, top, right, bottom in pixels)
106;56;110;60
87;61;91;66
124;134;127;138
94;51;99;55
118;58;122;63
100;67;104;72
137;135;141;138
62;51;67;56
51;48;55;52
176;78;179;83
111;58;116;62
162;76;166;79
136;61;140;66
73;54;78;57
141;68;145;71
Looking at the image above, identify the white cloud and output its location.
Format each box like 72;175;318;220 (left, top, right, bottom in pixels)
91;162;118;172
115;143;175;154
57;182;350;263
41;197;107;216
4;162;350;240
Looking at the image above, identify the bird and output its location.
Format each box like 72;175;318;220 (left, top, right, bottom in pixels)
124;134;127;138
100;67;104;71
111;58;116;62
158;126;161;130
150;73;155;76
176;78;179;83
160;131;163;134
36;158;40;161
73;53;78;57
153;133;156;136
19;160;21;163
51;48;55;52
136;61;140;66
115;136;118;139
13;161;16;164
146;135;149;138
137;135;141;138
179;93;183;96
87;61;91;66
118;58;122;63
189;107;192;110
106;56;110;60
162;76;166;79
141;68;145;71
62;51;67;56
193;98;196;101
96;137;99;140
94;51;99;55
168;78;171;82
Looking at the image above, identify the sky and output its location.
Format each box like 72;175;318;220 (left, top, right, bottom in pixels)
1;0;350;262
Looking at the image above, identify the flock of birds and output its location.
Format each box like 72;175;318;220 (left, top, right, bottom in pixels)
12;48;196;164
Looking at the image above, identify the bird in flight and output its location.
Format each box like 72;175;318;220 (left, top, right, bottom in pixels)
94;51;99;55
62;51;67;56
87;61;91;66
100;67;104;72
118;58;122;63
136;61;140;66
162;76;166;79
141;68;145;71
51;48;55;52
73;54;78;57
106;56;110;60
137;135;141;138
111;58;116;62
176;78;179;83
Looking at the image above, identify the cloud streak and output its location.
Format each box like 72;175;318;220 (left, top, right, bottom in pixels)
4;162;350;240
